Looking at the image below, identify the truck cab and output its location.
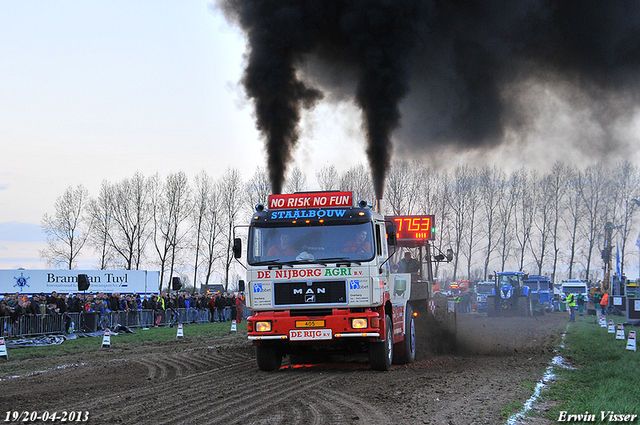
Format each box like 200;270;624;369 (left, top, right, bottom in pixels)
235;192;425;371
475;281;494;312
561;279;589;298
524;275;552;313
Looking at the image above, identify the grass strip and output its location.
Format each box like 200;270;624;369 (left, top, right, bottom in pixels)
541;313;640;423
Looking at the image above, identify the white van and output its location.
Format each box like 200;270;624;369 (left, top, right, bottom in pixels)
561;279;588;296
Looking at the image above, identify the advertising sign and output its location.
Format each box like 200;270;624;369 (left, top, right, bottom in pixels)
0;269;160;295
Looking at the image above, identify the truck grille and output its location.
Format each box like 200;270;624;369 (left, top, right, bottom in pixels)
273;280;347;306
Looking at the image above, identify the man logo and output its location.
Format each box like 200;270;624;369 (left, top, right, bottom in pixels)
253;283;263;293
305;294;316;303
293;287;326;295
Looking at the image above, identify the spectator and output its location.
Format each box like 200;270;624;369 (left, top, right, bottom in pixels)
577;292;585;316
235;295;243;323
230;294;237;323
566;292;576;322
600;292;609;316
215;293;226;322
208;295;217;322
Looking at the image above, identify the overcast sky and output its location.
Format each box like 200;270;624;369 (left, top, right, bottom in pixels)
0;1;369;270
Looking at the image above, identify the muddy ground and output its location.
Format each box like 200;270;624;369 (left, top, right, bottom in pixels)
0;312;568;425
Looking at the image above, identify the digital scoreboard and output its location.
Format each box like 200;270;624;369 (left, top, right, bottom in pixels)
386;215;435;243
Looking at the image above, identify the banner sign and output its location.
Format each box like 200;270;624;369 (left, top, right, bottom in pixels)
268;192;353;210
0;269;160;295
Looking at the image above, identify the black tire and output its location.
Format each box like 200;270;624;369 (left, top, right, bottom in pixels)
288;354;304;365
517;296;531;317
256;345;282;371
393;304;416;365
369;314;393;371
487;296;496;317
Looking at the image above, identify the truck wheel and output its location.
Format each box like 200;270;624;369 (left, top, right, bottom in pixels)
393;304;416;365
256;345;282;372
369;314;393;371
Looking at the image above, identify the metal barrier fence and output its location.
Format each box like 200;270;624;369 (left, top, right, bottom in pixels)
0;308;217;338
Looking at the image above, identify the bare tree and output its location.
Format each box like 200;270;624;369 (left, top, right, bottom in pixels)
246;166;271;211
150;172;192;292
107;172;153;270
578;164;607;282
88;181;116;269
316;165;339;191
459;167;481;281
610;161;640;277
447;165;477;281
546;162;569;283
385;160;412;215
478;166;505;280
339;164;375;206
40;185;93;269
284;165;308;193
513;168;534;270
219;168;245;291
432;171;453;279
192;171;224;292
562;164;585;279
414;161;439;216
496;171;519;271
529;172;553;275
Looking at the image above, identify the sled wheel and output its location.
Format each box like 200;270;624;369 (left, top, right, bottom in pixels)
393;304;416;365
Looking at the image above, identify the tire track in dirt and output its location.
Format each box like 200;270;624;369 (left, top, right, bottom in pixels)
313;387;391;424
152;373;331;425
70;348;255;419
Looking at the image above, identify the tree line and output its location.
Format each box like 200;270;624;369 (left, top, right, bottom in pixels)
40;161;640;291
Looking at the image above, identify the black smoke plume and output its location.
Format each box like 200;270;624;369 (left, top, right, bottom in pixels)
217;1;640;196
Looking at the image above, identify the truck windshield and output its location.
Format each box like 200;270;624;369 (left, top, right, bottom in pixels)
498;275;520;288
562;286;585;294
476;284;494;294
247;222;375;265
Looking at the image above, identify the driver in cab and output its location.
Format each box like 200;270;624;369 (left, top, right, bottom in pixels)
268;234;297;257
342;229;371;253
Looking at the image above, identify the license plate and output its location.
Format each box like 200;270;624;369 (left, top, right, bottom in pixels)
295;320;325;328
289;329;332;341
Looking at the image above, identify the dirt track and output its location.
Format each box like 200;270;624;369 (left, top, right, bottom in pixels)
0;312;568;425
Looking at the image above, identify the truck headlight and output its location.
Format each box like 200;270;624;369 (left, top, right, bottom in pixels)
351;318;368;329
255;321;272;332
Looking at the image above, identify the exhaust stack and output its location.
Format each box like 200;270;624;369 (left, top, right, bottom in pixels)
375;198;382;214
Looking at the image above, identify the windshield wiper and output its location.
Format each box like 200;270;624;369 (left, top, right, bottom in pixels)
252;259;284;266
312;257;362;266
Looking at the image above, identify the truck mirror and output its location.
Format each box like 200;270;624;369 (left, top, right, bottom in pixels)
488;274;493;280
238;280;245;292
386;225;397;245
445;248;454;262
233;238;242;259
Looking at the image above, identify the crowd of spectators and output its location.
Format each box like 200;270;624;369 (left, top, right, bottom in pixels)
0;290;247;337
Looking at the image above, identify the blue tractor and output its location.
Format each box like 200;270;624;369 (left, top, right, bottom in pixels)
475;281;495;313
486;271;533;317
523;275;552;314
